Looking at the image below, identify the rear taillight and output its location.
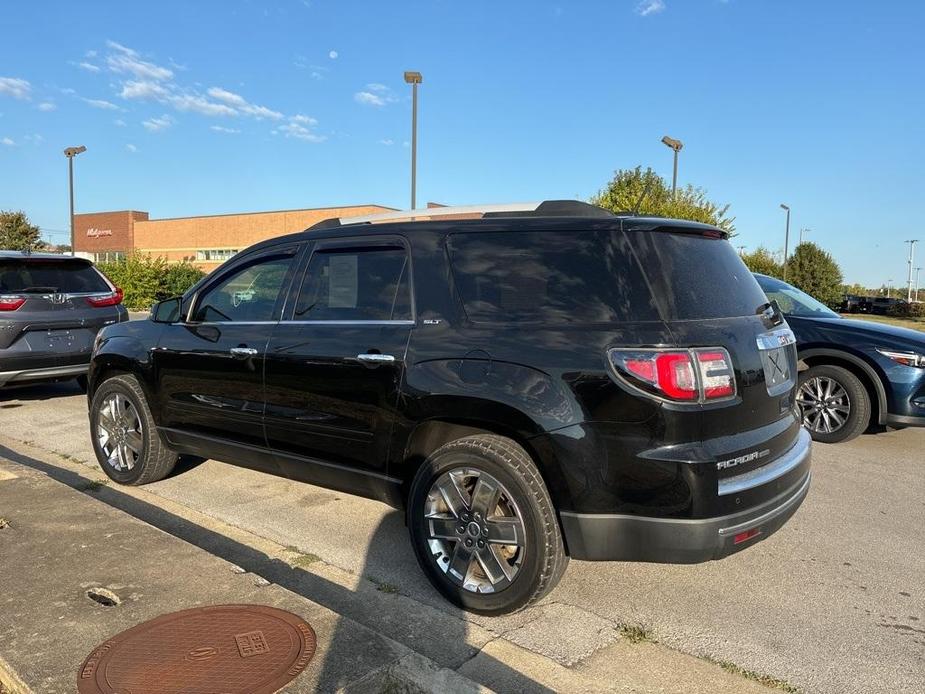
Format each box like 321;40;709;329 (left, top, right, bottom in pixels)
86;288;124;307
609;347;736;403
0;295;26;311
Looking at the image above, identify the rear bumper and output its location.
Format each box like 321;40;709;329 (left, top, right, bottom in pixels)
0;363;88;387
560;430;812;562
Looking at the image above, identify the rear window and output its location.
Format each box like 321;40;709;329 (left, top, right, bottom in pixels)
447;229;769;324
0;259;110;293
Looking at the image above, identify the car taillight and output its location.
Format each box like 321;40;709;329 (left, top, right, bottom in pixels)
609;348;736;403
0;295;26;311
86;288;124;307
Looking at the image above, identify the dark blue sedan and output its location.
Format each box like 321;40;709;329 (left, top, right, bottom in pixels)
755;274;925;443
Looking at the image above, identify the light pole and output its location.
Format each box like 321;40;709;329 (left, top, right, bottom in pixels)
887;280;894;298
904;239;919;302
737;245;747;256
661;136;683;197
64;145;87;256
916;267;922;302
780;204;791;281
403;71;423;210
799;227;810;245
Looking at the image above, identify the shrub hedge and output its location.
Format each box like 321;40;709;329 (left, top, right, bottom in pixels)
887;301;925;319
97;255;205;311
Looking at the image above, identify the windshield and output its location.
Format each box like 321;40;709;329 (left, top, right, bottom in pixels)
754;274;840;318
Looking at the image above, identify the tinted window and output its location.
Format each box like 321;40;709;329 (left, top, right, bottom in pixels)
629;231;772;320
194;254;294;322
0;259;110;293
293;247;412;321
447;231;659;323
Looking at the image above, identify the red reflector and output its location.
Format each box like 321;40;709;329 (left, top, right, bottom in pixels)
86;287;124;307
733;528;762;545
0;295;26;311
625;358;657;383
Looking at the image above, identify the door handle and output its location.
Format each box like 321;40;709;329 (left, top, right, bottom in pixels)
356;353;396;363
230;346;258;359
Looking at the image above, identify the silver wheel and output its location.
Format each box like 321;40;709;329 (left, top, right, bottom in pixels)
96;393;143;472
797;376;851;434
423;468;526;594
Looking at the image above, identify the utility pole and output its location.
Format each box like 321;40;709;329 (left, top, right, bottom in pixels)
780;204;791;281
799;227;810;245
916;267;922;302
403;71;423;210
905;240;919;302
64;145;87;256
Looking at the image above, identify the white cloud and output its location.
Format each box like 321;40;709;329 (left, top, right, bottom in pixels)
59;87;76;95
329;50;338;59
206;87;247;107
79;62;101;73
24;133;43;143
126;143;137;152
1;137;15;146
378;139;394;146
142;114;173;132
354;91;386;107
0;77;31;100
210;125;240;134
169;93;237;117
37;102;57;112
636;0;665;16
120;80;169;100
83;98;120;110
106;40;173;81
114;118;126;127
367;83;389;92
274;115;325;143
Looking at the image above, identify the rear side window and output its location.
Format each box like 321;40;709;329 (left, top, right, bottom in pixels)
628;231;770;320
0;259;110;293
293;246;412;321
447;231;660;324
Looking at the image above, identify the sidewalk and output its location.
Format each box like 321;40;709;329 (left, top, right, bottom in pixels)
0;439;780;693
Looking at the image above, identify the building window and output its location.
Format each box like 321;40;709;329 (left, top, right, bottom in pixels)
92;251;126;263
196;249;239;262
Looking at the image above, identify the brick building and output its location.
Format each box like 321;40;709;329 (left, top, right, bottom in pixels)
73;204;395;270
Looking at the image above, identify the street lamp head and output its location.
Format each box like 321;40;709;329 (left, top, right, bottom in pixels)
64;145;87;158
403;71;423;84
780;203;790;211
661;135;683;151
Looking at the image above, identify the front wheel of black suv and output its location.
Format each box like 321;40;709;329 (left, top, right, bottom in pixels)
797;364;871;444
407;434;567;615
89;374;178;485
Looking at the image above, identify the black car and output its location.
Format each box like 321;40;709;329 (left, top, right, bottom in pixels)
88;201;811;614
839;294;872;314
755;274;925;443
871;296;907;315
0;251;127;389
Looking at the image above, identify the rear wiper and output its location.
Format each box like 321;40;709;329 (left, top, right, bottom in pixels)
757;300;784;326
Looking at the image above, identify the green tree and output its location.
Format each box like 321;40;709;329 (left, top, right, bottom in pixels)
785;242;843;307
741;246;783;278
0;210;45;251
159;261;205;300
591;166;735;233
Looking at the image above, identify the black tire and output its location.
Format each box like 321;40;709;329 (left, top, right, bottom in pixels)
89;374;178;485
407;434;567;615
797;365;870;444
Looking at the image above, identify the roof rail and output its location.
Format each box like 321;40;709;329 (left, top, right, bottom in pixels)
307;200;612;230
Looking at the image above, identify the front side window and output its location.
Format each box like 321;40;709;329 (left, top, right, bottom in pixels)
293;246;411;321
193;253;294;322
754;275;839;318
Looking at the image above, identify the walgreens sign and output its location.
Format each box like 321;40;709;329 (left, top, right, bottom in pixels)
86;227;113;238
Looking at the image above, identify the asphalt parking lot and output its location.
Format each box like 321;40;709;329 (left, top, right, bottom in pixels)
1;380;923;693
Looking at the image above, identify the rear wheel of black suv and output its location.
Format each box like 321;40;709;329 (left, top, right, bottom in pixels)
407;434;567;615
797;365;870;444
89;374;178;485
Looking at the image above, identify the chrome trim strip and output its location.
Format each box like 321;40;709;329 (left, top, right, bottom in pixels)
756;327;797;351
718;472;811;536
189;319;416;327
718;428;811;497
0;364;88;384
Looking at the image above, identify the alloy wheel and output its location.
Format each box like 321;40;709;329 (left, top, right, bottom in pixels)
96;393;143;472
797;376;851;434
423;468;525;594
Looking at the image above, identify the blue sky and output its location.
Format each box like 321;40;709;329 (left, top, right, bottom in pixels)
1;0;923;287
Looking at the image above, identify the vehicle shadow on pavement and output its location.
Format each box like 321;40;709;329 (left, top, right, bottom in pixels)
0;443;554;693
0;380;83;403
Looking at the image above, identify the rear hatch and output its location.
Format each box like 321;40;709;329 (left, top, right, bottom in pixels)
619;225;803;512
0;256;124;371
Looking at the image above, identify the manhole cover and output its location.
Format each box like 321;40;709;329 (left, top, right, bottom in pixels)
77;604;316;694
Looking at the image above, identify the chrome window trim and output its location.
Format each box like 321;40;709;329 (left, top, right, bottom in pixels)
191;319;417;327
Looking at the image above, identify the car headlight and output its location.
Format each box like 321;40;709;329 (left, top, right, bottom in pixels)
875;348;925;368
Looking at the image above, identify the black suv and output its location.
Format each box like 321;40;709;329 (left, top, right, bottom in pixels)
87;201;811;614
1;251;127;389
